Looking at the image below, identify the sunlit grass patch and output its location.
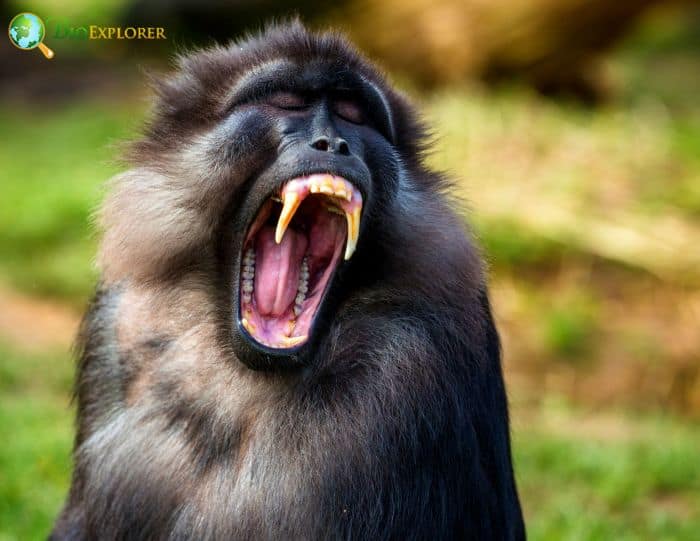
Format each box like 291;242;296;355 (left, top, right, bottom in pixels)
425;87;700;283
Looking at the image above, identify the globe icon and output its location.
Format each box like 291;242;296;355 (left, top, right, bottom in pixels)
8;12;54;58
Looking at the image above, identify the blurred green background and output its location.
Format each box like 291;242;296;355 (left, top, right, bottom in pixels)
1;0;700;539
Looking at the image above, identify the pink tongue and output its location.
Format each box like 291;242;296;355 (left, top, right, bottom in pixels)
254;226;308;316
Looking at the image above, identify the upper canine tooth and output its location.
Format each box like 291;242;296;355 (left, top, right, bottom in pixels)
275;192;301;244
344;206;361;260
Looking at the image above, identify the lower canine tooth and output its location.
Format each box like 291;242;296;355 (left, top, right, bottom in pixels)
241;318;255;333
285;320;295;336
281;335;307;347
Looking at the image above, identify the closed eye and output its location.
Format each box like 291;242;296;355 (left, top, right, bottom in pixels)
333;99;365;124
266;91;308;111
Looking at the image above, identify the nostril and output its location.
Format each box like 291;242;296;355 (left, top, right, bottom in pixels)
337;139;350;155
311;137;330;152
311;136;351;155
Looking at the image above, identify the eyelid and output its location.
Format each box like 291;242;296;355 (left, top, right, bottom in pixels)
333;99;365;124
265;91;309;110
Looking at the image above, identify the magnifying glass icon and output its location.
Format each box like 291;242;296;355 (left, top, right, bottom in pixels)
8;12;55;59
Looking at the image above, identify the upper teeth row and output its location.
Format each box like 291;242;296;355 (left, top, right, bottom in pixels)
275;176;362;261
294;257;309;316
286;175;354;202
309;180;351;201
242;248;255;303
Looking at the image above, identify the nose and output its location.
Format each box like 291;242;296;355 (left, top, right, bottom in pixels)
310;135;350;156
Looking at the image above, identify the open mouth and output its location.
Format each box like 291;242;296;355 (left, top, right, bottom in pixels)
238;174;363;350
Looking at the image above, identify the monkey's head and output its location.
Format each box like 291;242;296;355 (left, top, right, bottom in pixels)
100;22;438;370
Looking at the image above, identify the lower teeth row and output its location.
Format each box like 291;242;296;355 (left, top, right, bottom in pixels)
242;248;255;304
294;257;309;316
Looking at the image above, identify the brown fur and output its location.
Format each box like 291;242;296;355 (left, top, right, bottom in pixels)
52;21;524;540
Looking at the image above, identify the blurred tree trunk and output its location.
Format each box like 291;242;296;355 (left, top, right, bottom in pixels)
330;0;689;101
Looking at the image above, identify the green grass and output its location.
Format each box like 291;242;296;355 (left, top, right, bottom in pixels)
0;101;143;302
515;403;700;540
0;343;73;541
1;339;699;540
541;301;598;361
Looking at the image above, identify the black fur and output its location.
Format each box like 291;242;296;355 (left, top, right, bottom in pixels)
51;21;525;540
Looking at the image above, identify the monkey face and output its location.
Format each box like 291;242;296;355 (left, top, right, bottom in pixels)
102;27;416;371
219;59;399;367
